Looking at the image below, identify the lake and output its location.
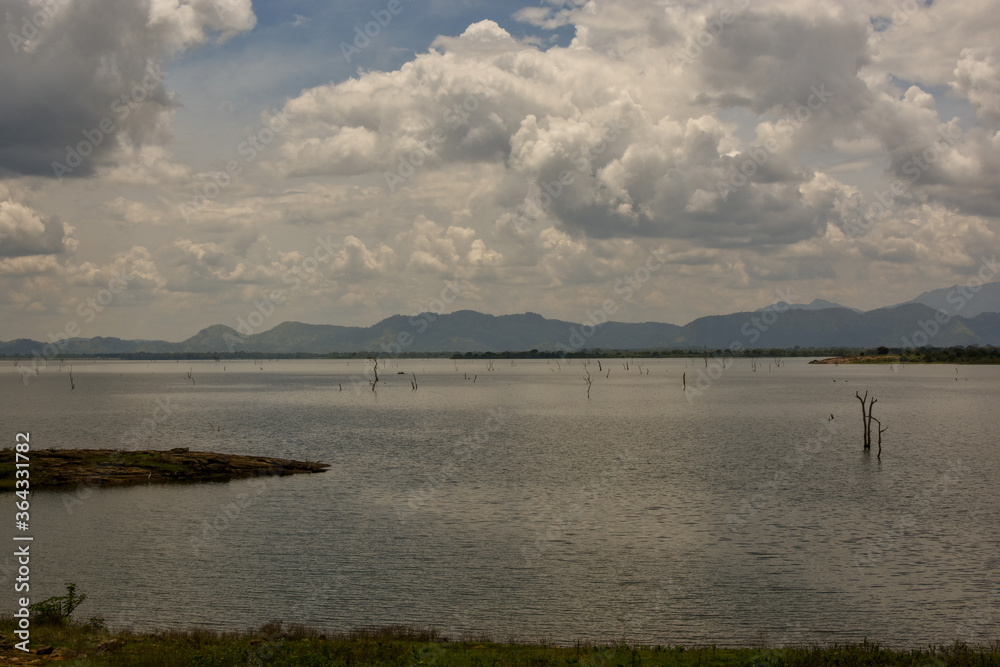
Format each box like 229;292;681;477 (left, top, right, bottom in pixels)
2;358;998;647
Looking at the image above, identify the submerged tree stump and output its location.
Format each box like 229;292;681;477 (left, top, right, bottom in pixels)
855;391;886;458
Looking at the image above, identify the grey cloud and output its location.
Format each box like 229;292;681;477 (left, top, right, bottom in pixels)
0;0;254;178
697;12;873;125
869;91;1000;218
279;16;865;248
0;199;68;256
515;110;847;246
952;47;1000;129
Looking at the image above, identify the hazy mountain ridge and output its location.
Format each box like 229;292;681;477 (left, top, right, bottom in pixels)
757;298;861;313
4;303;1000;355
898;281;1000;318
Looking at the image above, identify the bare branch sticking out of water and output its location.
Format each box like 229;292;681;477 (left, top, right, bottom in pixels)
369;357;379;391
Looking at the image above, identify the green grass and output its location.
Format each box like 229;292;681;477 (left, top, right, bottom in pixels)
2;618;998;666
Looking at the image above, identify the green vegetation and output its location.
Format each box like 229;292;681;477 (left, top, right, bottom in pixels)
452;345;1000;362
1;617;998;666
28;583;90;627
452;347;844;360
811;345;1000;364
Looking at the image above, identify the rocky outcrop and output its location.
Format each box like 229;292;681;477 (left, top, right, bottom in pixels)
1;448;330;490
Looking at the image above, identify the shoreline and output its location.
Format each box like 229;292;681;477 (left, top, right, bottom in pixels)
0;448;329;491
1;620;997;665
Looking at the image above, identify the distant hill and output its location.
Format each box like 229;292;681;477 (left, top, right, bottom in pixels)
897;280;1000;318
3;305;1000;356
758;298;861;313
668;304;993;349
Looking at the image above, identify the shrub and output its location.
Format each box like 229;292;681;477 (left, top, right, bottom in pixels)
29;583;87;626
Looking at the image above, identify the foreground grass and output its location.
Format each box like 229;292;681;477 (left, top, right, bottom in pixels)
2;618;999;666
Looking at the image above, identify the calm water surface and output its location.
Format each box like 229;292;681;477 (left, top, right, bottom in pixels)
1;358;998;646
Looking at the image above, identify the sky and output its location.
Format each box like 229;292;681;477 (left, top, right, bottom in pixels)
1;0;999;342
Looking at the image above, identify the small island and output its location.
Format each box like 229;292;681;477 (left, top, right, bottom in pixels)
0;448;330;491
809;354;901;364
810;345;1000;364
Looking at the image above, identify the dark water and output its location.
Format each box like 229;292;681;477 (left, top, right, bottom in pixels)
2;358;998;646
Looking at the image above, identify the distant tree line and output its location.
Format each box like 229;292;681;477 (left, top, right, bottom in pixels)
3;345;998;362
853;345;1000;364
449;346;1000;362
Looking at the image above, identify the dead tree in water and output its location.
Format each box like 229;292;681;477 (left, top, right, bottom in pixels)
870;416;887;459
855;391;883;452
584;370;593;399
69;366;75;390
368;357;379;391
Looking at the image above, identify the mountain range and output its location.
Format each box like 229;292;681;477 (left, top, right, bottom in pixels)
902;281;1000;317
4;282;1000;356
